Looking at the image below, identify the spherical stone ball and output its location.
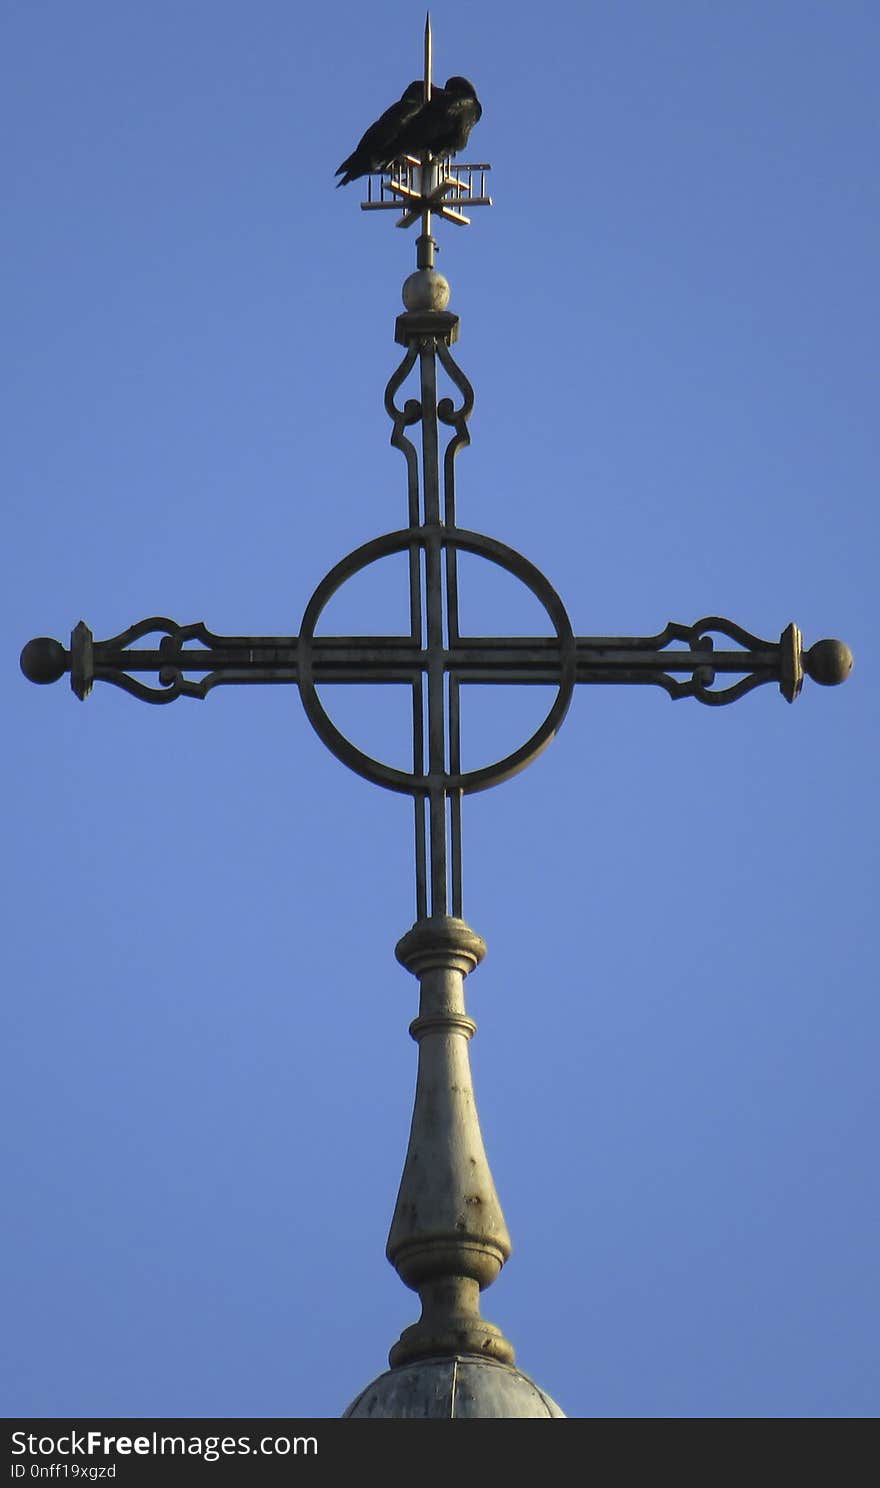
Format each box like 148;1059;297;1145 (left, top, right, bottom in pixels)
402;269;451;313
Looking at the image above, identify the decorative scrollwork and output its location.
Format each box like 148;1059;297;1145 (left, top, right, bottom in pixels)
659;616;770;653
99;670;211;704
384;343;421;525
95;618;226;703
646;617;781;706
64;617;298;705
656;670;770;706
436;340;475;433
383;331;477;532
97;616;223;652
436;340;474;529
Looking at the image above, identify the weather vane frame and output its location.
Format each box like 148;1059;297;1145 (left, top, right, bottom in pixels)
355;15;491;237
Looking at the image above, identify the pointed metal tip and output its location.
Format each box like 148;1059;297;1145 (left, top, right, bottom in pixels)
424;12;433;102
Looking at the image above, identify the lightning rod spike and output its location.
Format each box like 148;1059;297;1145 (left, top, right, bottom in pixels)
424;12;432;102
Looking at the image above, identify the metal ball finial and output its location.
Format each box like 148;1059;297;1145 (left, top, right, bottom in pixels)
20;637;67;685
804;639;854;687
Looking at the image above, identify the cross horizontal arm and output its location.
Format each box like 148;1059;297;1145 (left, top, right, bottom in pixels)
20;616;852;705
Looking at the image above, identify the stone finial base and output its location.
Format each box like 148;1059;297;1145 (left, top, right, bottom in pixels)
389;1277;515;1368
386;915;515;1368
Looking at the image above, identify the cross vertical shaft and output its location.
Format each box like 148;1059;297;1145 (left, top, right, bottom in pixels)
394;253;473;921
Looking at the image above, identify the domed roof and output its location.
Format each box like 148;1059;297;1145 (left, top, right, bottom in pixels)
343;1355;566;1419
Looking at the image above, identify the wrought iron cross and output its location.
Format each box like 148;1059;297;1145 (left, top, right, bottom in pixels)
19;19;853;1385
18;358;854;927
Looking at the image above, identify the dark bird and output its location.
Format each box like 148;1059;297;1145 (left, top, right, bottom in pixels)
395;76;482;162
335;81;425;186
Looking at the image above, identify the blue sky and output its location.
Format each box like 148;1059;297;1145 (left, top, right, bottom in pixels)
4;1;877;1419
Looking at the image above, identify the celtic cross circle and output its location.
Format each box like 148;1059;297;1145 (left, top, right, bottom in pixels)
296;525;576;796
